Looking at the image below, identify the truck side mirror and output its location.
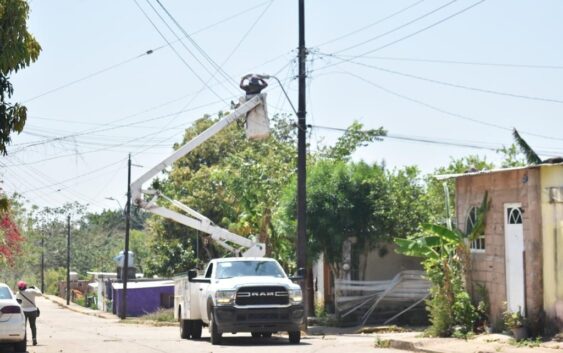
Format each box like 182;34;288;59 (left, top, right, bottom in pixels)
187;269;198;282
289;267;306;281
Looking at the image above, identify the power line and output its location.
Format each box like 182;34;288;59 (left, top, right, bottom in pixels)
314;0;427;48
151;0;239;92
23;52;154;103
343;58;563;104
331;0;459;55
19;157;127;194
316;69;563;142
22;0;272;103
14;53;293;152
139;0;275;147
10;97;231;150
6;114;206;166
133;0;230;103
345;55;563;70
310;124;563;157
313;0;487;73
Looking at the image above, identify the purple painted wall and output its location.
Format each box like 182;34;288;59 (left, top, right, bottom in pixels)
113;284;173;317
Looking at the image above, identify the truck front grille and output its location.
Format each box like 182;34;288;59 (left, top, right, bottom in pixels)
235;286;289;306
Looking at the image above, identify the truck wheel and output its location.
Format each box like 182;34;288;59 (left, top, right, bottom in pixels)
180;319;191;339
262;332;272;338
251;332;261;338
191;320;202;339
209;312;222;345
288;330;301;344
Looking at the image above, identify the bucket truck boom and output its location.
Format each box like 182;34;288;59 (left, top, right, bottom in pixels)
131;80;270;257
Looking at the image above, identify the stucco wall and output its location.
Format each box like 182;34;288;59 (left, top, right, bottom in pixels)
113;285;174;317
540;165;563;327
456;168;543;326
360;243;423;281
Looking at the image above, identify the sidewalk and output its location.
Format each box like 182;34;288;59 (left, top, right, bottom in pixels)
44;294;118;320
374;331;562;353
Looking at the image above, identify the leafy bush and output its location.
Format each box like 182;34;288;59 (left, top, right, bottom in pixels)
503;306;525;328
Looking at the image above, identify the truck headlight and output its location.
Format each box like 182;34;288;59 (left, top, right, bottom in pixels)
289;288;303;304
216;290;236;305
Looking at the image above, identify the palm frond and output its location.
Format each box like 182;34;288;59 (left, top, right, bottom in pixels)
512;128;542;165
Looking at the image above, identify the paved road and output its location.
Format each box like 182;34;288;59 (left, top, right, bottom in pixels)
4;297;403;353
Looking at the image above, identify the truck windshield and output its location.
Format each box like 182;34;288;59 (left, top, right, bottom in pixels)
216;261;285;279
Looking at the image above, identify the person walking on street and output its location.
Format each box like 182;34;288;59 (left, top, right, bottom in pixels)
15;280;42;346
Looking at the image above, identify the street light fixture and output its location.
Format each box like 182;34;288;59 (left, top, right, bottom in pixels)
105;197;123;213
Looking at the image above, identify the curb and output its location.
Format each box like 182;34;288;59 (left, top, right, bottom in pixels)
44;295;117;320
386;339;438;353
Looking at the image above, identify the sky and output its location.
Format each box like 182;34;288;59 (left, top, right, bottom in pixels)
2;0;563;213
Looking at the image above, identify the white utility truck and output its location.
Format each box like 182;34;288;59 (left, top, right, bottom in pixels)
175;257;304;344
130;75;304;345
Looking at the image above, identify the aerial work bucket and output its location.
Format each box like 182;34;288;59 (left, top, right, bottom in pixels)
244;93;269;140
240;74;270;140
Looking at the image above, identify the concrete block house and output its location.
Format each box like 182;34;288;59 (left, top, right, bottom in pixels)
446;163;563;330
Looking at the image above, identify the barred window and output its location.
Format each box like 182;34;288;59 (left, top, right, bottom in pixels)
467;207;485;252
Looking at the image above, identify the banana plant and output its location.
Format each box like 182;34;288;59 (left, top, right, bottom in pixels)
394;192;489;336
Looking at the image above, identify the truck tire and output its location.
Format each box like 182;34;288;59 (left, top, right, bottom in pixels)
180;319;191;339
262;332;272;338
209;311;222;345
190;320;202;339
251;332;261;338
288;330;301;344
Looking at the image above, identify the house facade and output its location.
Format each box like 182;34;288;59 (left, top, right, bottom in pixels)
453;163;563;329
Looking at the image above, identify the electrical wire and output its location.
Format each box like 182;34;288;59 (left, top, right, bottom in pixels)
152;0;239;92
10;96;230;151
139;0;275;148
23;51;154;103
5;115;204;166
331;0;459;55
22;0;272;103
345;55;563;70
314;0;427;48
133;0;229;103
310;124;563;157
343;58;563;104
313;0;487;73
315;69;563;142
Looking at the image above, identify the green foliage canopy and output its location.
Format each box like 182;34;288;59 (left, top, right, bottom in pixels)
0;0;41;155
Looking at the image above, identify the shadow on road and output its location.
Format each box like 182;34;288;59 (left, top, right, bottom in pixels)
193;336;311;346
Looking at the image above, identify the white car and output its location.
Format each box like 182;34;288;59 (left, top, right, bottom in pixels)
0;283;26;352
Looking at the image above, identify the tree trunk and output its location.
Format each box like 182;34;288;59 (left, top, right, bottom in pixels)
258;208;272;256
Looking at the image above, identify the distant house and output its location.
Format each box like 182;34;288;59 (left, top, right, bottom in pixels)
312;242;427;324
440;162;563;329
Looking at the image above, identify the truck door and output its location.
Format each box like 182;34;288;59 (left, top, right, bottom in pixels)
200;262;214;322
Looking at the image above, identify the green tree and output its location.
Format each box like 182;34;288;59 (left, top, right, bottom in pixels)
0;0;41;155
496;144;527;168
425;155;494;225
145;113;298;274
276;160;429;279
319;121;386;161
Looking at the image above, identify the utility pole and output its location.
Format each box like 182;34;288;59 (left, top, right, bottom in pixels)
40;233;45;293
121;153;132;319
296;0;309;319
66;214;70;306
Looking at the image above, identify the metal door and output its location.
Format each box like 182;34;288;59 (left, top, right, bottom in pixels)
504;203;525;314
